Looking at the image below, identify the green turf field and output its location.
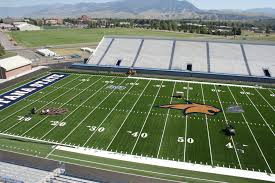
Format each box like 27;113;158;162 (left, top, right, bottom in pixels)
0;72;274;177
8;28;218;47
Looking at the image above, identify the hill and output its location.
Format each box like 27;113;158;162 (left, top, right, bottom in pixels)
0;0;272;20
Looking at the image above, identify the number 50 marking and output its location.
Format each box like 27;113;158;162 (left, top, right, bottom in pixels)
177;137;194;144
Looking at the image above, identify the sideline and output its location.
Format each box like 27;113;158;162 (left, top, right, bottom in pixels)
0;148;222;183
0;132;274;182
128;76;268;89
55;146;275;182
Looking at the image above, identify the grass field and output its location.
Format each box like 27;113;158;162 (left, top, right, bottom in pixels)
8;28;218;47
0;51;17;59
0;72;274;178
8;28;275;48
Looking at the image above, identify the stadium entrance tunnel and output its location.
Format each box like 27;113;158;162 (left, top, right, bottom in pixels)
116;59;122;66
187;64;192;71
263;69;271;77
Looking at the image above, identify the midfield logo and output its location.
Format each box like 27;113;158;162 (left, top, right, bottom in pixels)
159;101;222;116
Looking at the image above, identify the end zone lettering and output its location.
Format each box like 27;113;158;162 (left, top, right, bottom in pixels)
0;73;69;110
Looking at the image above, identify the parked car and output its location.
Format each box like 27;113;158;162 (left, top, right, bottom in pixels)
53;56;65;60
71;54;81;58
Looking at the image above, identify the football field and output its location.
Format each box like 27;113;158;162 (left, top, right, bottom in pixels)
0;72;274;175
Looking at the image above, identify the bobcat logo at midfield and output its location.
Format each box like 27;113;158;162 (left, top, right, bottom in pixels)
159;101;221;116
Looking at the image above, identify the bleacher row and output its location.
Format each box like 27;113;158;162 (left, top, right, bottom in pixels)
0;162;98;183
87;36;275;78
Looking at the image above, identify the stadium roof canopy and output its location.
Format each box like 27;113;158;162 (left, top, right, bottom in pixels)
0;56;32;71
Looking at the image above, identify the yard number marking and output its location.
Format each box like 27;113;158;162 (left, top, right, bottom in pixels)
240;91;254;95
226;142;233;149
17;116;32;122
50;121;66;127
86;126;105;133
154;85;166;88
178;137;194;144
127;131;148;139
211;89;225;93
80;79;90;82
183;87;193;90
127;83;139;86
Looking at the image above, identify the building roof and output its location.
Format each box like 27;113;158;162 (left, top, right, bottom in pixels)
36;49;56;56
14;22;41;31
0;56;32;71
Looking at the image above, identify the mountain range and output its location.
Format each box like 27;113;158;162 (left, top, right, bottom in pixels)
0;0;274;20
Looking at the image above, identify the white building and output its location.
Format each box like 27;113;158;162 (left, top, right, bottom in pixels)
13;22;41;31
0;56;32;79
36;49;56;57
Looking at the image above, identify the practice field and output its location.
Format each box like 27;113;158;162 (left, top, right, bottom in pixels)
0;72;274;176
8;28;218;47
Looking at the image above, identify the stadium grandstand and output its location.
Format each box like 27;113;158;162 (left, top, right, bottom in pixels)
73;36;275;82
0;162;99;183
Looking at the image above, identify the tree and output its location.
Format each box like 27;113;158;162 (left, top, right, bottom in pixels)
236;28;242;35
0;19;3;23
160;21;168;30
0;44;5;57
266;27;271;34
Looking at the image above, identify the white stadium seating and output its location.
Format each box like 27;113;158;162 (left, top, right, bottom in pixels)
100;38;142;67
87;36;275;78
172;41;208;72
209;43;248;75
134;39;173;70
244;44;275;77
88;37;113;65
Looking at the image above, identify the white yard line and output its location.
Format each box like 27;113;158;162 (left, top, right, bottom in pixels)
183;82;189;162
1;76;83;134
45;77;127;158
1;129;274;182
255;89;275;111
49;153;227;183
228;86;273;174
82;78;136;147
241;87;275;136
268;88;275;95
21;76;103;137
0;144;227;183
128;76;265;89
54;146;275;182
106;80;151;150
157;82;176;158
130;81;164;154
40;76;114;140
213;85;242;169
0;75;81;126
201;84;213;166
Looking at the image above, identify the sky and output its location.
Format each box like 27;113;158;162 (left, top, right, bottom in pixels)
0;0;274;9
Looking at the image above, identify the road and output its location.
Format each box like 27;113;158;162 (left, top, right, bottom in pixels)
0;31;23;50
0;31;96;67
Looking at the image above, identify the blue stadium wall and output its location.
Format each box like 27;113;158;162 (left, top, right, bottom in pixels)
71;63;275;83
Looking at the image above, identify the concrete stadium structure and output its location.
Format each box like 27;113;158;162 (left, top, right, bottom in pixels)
73;36;275;82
